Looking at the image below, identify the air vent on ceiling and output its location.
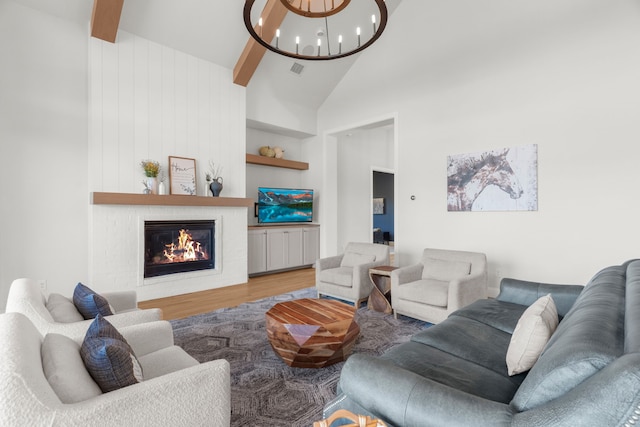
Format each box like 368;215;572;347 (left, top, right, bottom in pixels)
290;62;304;75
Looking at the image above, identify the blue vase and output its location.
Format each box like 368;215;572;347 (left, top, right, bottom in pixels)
209;177;223;197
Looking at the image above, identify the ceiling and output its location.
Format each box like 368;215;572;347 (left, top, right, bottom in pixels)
14;0;402;112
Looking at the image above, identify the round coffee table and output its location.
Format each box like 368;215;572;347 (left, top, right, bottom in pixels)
265;298;360;368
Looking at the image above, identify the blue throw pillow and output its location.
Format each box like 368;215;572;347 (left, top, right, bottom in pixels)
73;283;113;320
80;315;143;393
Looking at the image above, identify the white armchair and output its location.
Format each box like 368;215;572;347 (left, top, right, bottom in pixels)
5;278;162;342
391;248;487;324
0;312;231;426
316;242;390;307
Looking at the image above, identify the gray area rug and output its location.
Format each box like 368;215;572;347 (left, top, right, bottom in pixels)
170;287;429;426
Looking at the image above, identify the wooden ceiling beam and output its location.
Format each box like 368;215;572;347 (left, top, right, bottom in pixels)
91;0;125;43
233;0;288;87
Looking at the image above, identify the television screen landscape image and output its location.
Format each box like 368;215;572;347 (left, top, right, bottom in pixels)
258;187;314;224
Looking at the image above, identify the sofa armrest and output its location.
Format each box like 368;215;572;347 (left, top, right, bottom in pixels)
102;291;137;312
54;359;231;426
512;354;640;426
448;272;488;309
338;354;512;427
353;260;389;289
317;255;344;272
497;278;584;317
391;264;423;287
117;320;175;356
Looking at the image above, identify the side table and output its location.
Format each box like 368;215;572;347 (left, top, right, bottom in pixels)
367;266;398;314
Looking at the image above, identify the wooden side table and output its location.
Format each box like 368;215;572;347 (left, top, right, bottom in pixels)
367;266;398;314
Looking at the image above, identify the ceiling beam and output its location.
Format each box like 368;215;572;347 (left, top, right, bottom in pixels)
91;0;124;43
233;0;288;87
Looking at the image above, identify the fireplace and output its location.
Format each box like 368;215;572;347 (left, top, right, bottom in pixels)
144;220;215;278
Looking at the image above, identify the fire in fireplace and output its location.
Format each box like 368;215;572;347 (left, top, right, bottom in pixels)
144;220;215;278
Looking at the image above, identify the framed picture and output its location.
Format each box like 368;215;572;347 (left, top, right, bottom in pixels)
373;197;385;215
168;156;197;195
447;144;538;212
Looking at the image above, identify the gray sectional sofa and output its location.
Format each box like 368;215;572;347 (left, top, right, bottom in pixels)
323;260;640;426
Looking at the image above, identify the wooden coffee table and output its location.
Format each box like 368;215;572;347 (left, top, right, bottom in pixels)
265;298;360;368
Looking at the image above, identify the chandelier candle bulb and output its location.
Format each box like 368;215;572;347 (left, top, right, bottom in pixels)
317;38;321;56
357;26;361;47
296;36;300;54
258;17;263;37
338;34;342;54
276;28;280;48
372;15;376;32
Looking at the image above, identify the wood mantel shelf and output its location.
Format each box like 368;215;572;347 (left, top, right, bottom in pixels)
246;153;309;170
91;192;254;207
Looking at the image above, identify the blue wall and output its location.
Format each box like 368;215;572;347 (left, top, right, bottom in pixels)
373;171;394;241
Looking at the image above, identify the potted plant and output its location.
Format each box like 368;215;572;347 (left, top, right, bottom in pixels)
140;160;160;194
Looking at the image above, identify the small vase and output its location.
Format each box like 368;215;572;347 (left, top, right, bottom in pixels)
158;181;166;195
209;177;223;197
146;176;158;195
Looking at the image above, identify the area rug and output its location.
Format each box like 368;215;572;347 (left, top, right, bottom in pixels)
170;287;429;427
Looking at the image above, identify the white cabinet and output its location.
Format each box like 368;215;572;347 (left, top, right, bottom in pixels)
248;225;319;276
248;229;267;275
267;228;303;271
303;226;320;265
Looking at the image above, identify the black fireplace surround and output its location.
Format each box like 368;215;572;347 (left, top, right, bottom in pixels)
144;220;215;278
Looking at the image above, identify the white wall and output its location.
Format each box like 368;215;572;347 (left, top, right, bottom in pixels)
336;127;394;251
89;31;248;300
318;0;640;293
246;67;317;136
0;2;89;310
89;31;245;197
0;3;249;308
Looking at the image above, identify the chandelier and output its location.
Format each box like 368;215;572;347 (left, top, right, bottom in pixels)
243;0;388;61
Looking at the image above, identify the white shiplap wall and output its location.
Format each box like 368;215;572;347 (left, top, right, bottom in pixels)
88;31;248;300
89;30;245;196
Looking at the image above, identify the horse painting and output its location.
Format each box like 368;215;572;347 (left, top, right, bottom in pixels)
447;148;524;211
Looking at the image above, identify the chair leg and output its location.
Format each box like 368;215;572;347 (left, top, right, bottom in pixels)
393;310;398;320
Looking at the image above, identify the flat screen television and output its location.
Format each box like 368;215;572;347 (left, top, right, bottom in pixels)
257;187;314;224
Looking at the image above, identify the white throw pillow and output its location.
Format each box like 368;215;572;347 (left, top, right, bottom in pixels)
506;294;559;376
340;252;376;268
46;293;84;323
42;333;103;403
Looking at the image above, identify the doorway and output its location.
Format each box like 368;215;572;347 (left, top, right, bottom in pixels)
372;169;394;262
321;114;398;261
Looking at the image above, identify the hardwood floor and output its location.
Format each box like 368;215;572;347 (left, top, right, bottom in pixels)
138;268;316;320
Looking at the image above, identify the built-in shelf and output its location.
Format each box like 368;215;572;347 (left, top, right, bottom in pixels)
246;153;309;170
91;192;254;207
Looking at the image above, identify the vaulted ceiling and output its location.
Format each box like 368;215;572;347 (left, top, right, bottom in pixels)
14;0;402;113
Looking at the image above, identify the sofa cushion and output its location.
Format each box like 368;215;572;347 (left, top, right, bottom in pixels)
42;333;102;403
73;283;113;320
411;316;522;381
46;293;84;323
341;252;376;268
381;341;521;403
138;346;199;380
80;315;143;393
451;298;527;334
511;273;625;411
422;257;471;281
320;267;354;288
506;294;558;376
398;279;449;307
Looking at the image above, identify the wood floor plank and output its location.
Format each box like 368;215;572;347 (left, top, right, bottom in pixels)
138;268;316;320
